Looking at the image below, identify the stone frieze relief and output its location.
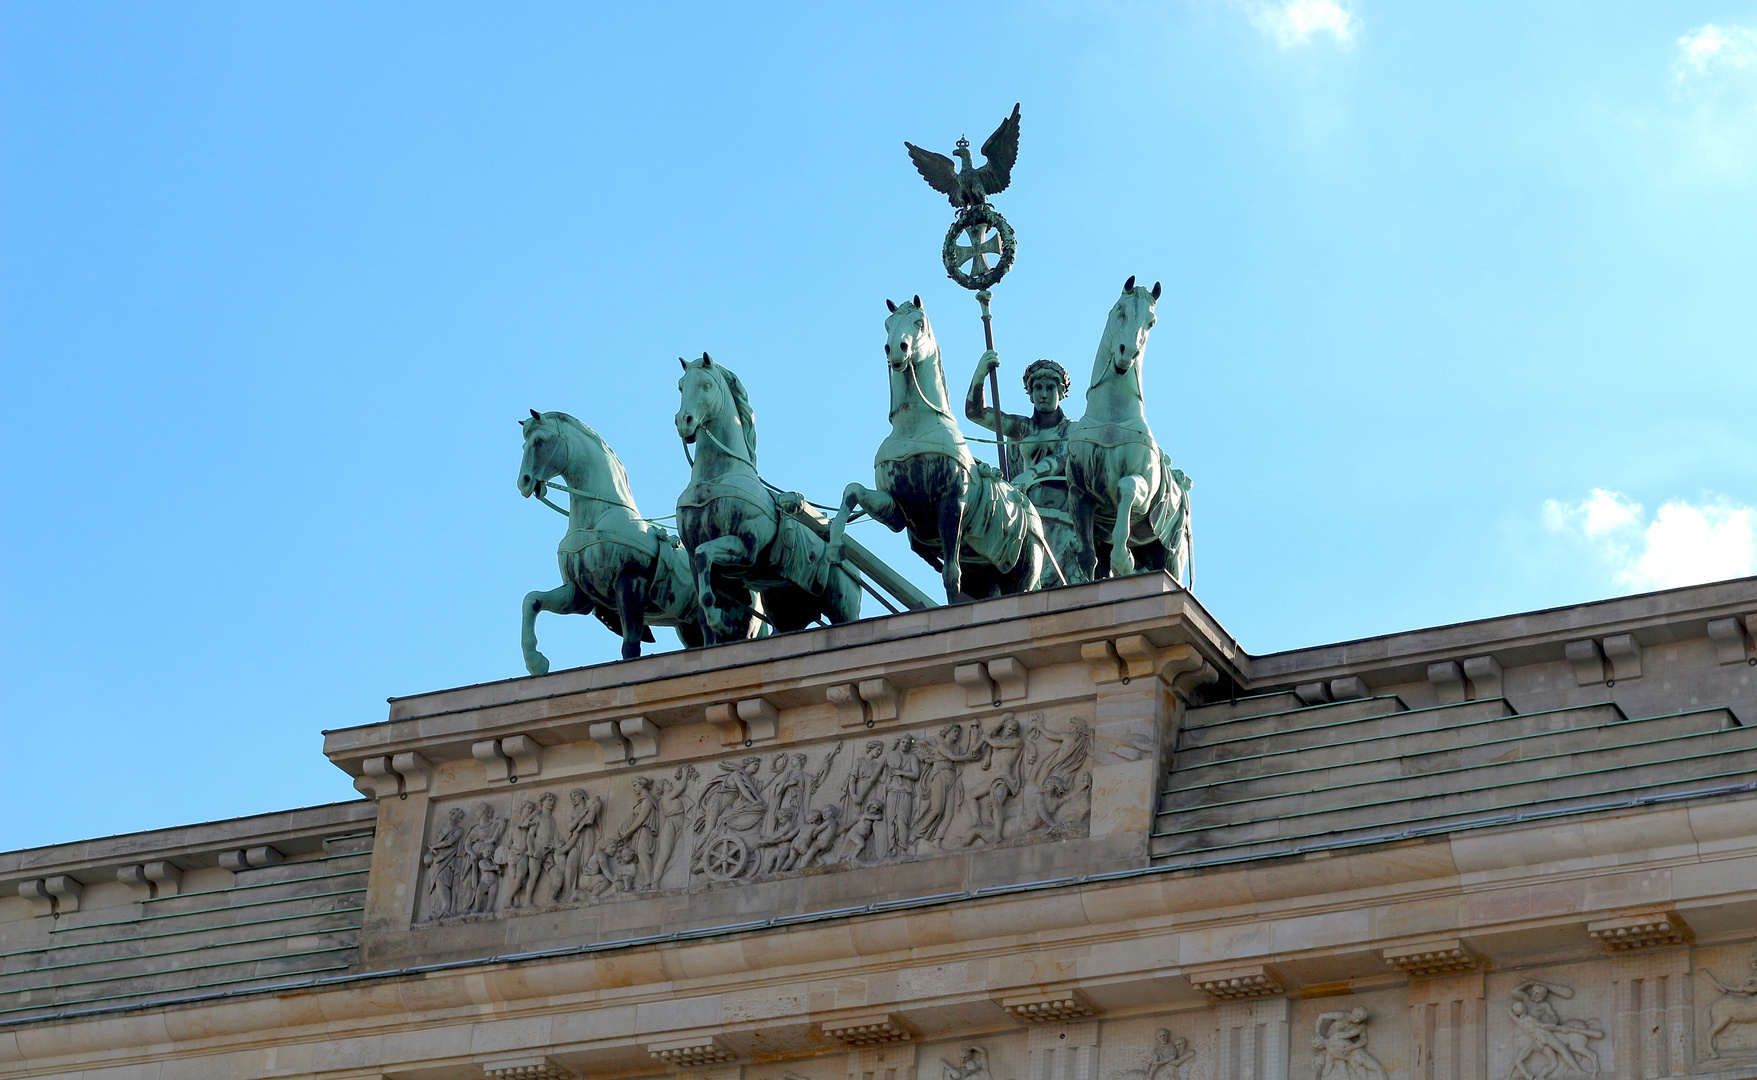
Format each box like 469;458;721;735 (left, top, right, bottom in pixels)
417;711;1092;921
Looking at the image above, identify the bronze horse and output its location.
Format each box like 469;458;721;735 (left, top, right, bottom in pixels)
827;298;1058;602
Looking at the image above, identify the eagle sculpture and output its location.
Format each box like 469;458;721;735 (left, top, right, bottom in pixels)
905;103;1021;210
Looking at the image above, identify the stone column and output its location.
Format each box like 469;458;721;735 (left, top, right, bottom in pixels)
1080;637;1212;846
1026;1020;1099;1080
1215;997;1290;1080
1408;972;1486;1080
848;1041;917;1080
1609;949;1691;1079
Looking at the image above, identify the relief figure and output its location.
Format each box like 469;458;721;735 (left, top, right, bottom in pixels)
943;1046;993;1080
557;788;602;901
883;734;922;857
1506;981;1603;1080
911;733;961;847
524;790;564;906
1312;1007;1387;1080
420;806;467;920
497;800;538;910
1705;955;1757;1059
613;776;662;890
1111;1029;1195;1080
460;803;506;914
652;765;697;885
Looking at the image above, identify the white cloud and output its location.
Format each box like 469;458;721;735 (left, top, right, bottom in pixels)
1245;0;1358;50
1543;489;1757;591
1675;23;1757;82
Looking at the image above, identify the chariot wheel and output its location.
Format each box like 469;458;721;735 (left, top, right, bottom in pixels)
942;204;1016;290
701;834;750;881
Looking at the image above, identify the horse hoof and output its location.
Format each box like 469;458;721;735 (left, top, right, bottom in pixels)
1110;556;1136;580
526;652;551;676
621;642;641;661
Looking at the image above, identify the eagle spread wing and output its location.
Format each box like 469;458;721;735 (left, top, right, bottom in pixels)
905;142;961;206
976;103;1022;197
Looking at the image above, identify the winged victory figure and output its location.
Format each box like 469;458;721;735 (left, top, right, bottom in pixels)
905;103;1021;210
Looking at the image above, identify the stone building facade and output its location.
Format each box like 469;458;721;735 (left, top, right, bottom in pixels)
4;572;1757;1080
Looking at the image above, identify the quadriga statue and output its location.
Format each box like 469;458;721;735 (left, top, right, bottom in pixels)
826;297;1061;603
516;410;702;668
1066;277;1193;582
674;354;862;643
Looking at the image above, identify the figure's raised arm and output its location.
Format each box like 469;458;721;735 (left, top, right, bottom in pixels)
966;350;1003;427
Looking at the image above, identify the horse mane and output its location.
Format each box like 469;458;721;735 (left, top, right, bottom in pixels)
543;411;640;512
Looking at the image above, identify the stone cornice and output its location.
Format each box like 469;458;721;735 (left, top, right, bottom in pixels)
320;574;1244;781
0;800;374;893
1246;575;1757;689
5;790;1753;1078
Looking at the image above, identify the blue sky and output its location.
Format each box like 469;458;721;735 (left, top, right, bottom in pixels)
3;2;1754;849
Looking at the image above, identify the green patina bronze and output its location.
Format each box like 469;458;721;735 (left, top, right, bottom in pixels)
965;353;1087;584
517;411;701;669
1066;277;1193;583
507;105;1198;666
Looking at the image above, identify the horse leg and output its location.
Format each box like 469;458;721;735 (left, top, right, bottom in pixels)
937;476;970;602
691;534;755;644
829;484;903;560
825;564;862;624
1110;475;1148;580
614;570;651;661
521;583;578;676
1072;489;1099;583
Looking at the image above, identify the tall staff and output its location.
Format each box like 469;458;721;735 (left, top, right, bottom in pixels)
904;104;1023;479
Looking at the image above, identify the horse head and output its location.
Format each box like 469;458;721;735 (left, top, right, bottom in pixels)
675;353;757;466
518;409;568;499
1090;275;1161;391
883;295;954;420
883;295;936;374
518;409;638;511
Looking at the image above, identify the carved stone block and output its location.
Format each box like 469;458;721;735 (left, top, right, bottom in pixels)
1188;964;1284;1001
1708;617;1751;665
828;683;868;727
1382;939;1482;978
858;678;900;723
354;755;401;799
1114;634;1162;681
736;698;780;744
475;734;545;781
1566;639;1606;686
648;1036;736;1067
1080;639;1123;684
219;846;282;871
146;860;183;897
118;861;185;901
1463;654;1504;699
955;663;996;707
390;751;432;793
997;988;1097;1022
482;1058;576;1080
987;656;1029;702
1427;661;1466;705
1602;633;1643;680
587;721;632;764
117;864;155;902
822;1012;912;1045
1294;681;1332;706
16;878;57;917
1587;910;1690;952
1329;676;1369;700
